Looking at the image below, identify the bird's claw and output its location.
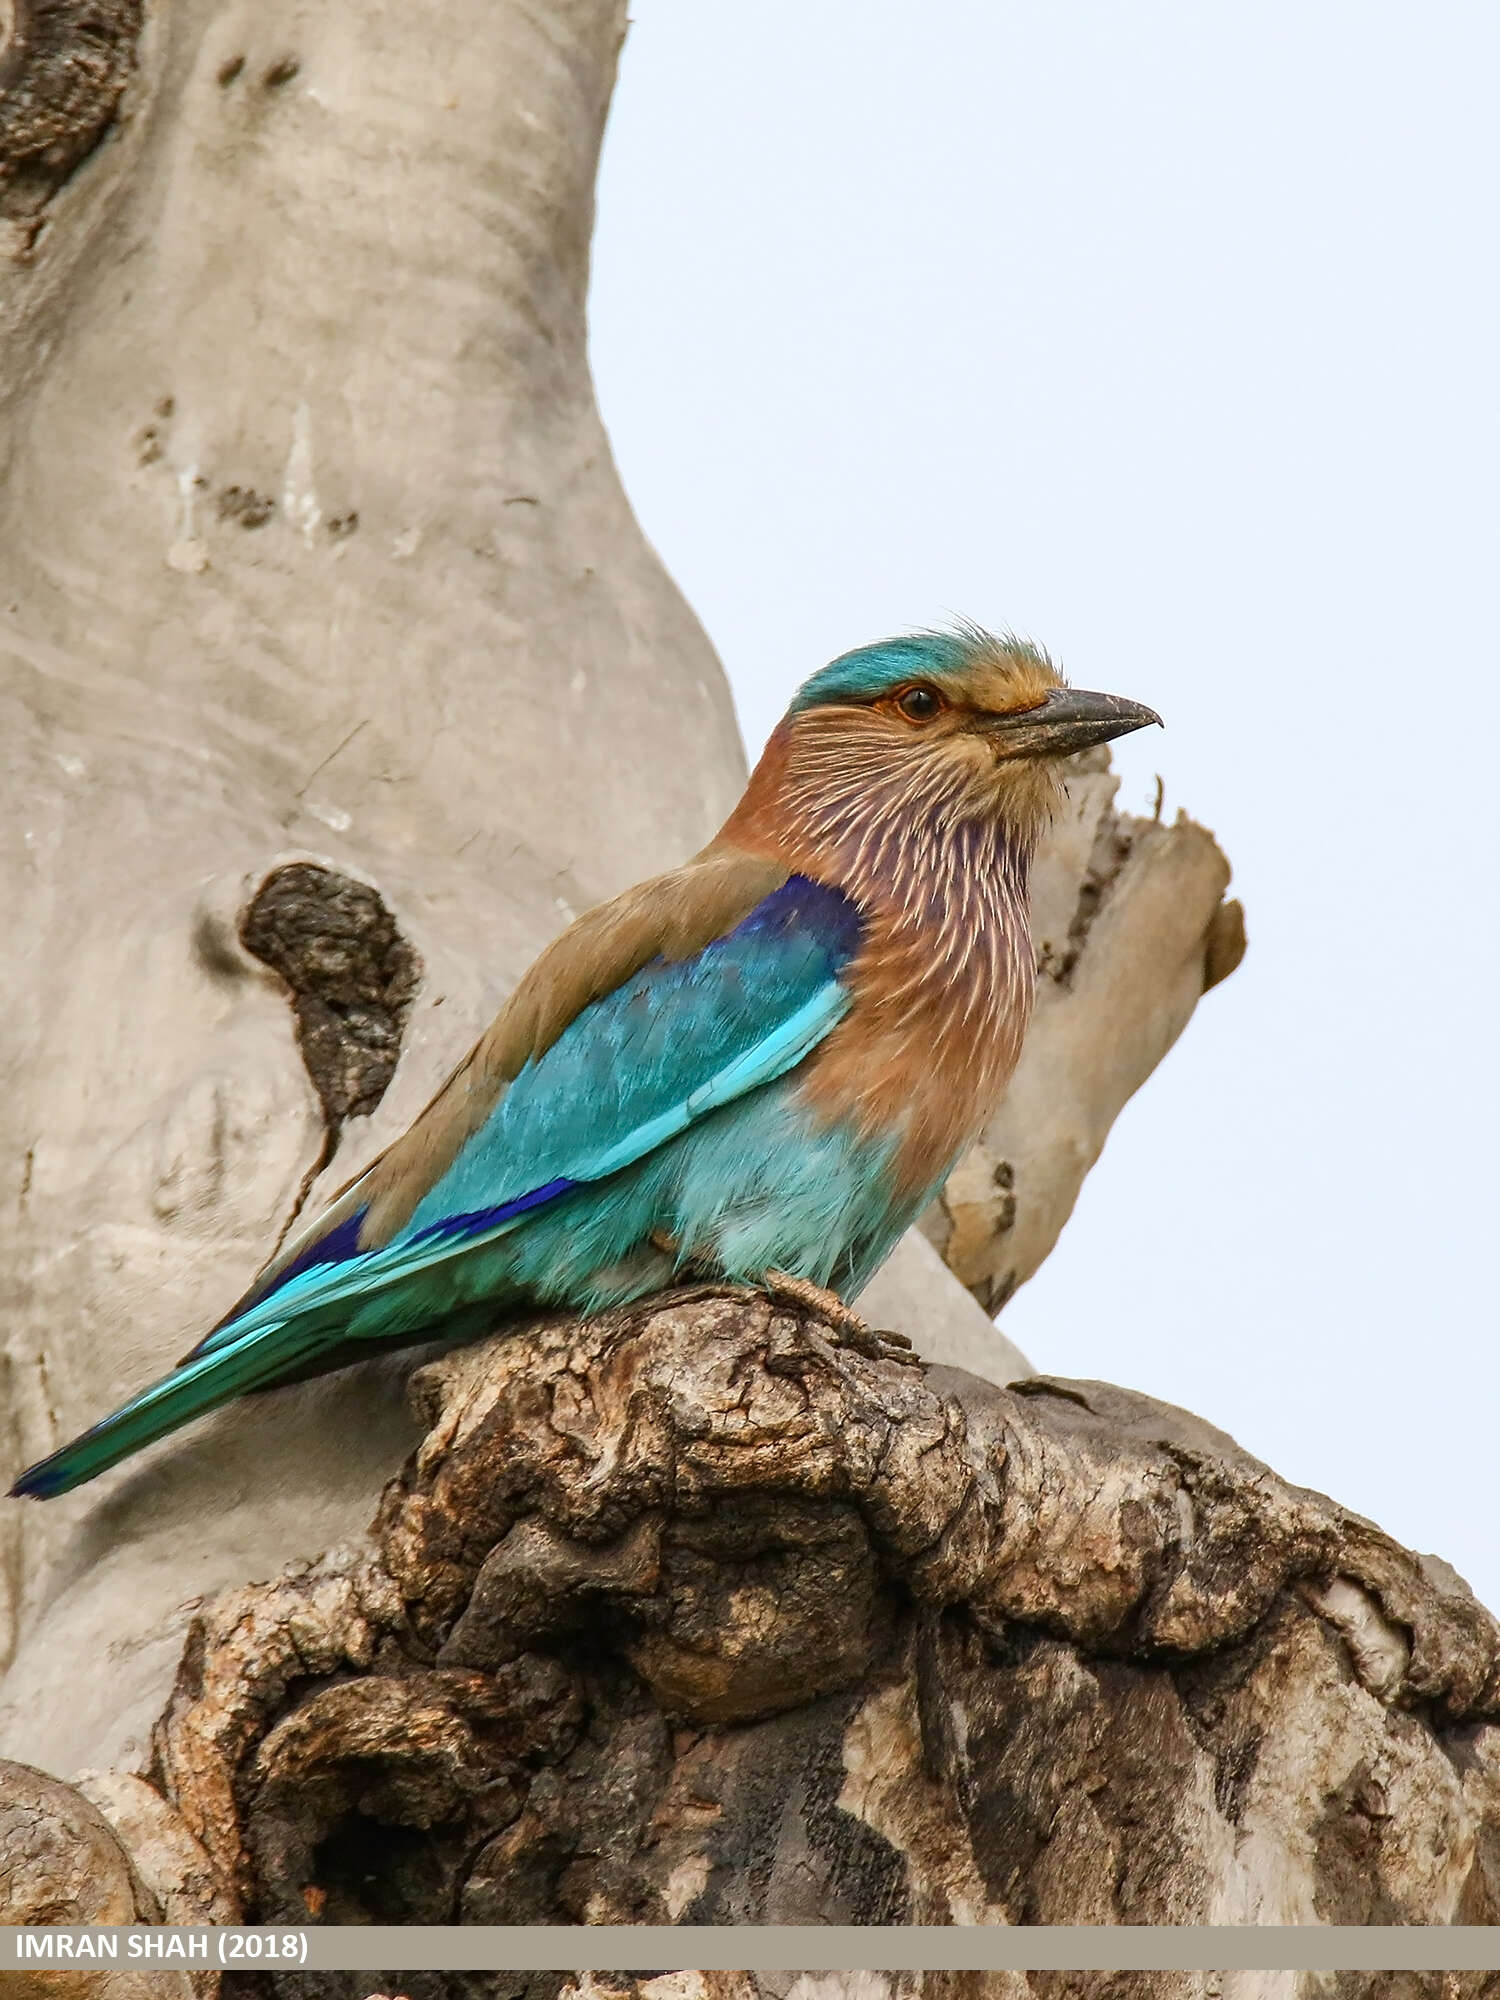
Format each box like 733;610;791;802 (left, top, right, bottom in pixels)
853;1324;921;1366
761;1271;921;1368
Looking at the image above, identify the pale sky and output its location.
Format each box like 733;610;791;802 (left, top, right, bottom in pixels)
589;3;1500;1608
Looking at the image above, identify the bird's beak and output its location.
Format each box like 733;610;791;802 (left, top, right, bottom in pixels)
983;686;1162;759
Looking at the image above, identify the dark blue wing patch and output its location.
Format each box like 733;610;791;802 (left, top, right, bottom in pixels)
733;873;863;955
407;1176;579;1249
268;1206;369;1290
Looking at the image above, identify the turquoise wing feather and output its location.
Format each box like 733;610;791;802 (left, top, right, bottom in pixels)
11;874;861;1498
397;872;861;1242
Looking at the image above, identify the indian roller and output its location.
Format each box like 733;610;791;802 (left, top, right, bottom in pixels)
11;627;1158;1499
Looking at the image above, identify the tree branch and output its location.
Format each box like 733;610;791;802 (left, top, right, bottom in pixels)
922;754;1246;1312
7;1290;1486;1948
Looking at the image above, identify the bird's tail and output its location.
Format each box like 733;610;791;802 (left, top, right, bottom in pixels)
8;1312;332;1500
10;1177;556;1499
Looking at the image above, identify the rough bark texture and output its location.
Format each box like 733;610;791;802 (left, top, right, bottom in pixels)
5;1295;1500;1992
0;0;144;243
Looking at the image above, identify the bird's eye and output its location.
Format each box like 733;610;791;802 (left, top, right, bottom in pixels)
895;685;943;722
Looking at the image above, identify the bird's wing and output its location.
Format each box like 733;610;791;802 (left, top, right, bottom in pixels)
11;857;866;1498
191;854;861;1351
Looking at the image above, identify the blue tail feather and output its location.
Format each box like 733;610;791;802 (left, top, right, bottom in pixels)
9;1314;325;1499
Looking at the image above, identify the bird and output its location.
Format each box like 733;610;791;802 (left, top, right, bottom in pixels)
10;626;1159;1499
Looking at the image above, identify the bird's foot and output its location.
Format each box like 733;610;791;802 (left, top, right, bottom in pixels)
761;1270;918;1367
762;1269;869;1336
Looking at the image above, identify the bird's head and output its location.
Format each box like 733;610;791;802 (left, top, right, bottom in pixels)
726;626;1161;870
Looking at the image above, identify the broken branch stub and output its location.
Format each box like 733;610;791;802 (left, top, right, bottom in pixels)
239;862;423;1141
922;752;1248;1313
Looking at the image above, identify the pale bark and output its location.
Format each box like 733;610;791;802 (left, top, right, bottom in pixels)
923;754;1245;1313
0;0;753;1766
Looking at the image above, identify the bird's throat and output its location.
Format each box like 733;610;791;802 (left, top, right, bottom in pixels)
795;798;1038;1202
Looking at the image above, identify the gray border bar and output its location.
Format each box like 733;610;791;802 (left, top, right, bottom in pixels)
6;1928;1500;1972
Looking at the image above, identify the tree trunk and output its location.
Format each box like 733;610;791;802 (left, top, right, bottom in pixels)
7;0;1484;1981
0;0;753;1772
